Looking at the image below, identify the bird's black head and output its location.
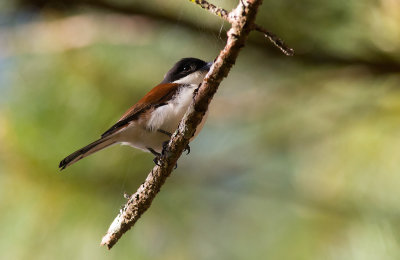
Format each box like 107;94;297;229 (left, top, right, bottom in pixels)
161;57;212;84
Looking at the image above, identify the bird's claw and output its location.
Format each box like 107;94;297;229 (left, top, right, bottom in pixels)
153;155;162;166
162;140;169;153
184;144;191;155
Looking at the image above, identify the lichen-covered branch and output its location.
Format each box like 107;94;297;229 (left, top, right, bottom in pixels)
188;0;293;56
101;0;264;249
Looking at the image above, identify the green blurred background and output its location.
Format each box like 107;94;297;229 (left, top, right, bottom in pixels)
1;0;400;259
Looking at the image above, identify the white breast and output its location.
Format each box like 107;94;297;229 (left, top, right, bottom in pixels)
147;84;197;133
118;84;206;153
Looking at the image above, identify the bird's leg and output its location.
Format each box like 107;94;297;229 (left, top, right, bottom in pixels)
162;140;169;153
158;129;172;156
147;147;161;166
158;129;190;155
157;129;172;137
150;143;178;169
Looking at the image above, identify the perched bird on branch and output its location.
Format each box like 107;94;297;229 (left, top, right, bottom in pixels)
59;58;212;170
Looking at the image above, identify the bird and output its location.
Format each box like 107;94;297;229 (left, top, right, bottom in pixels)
59;57;212;170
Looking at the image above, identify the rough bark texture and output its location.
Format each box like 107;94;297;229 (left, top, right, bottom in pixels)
101;0;263;249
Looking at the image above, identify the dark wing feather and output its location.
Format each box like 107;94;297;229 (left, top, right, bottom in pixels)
101;83;180;138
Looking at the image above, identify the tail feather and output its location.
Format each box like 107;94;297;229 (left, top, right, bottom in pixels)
59;137;116;170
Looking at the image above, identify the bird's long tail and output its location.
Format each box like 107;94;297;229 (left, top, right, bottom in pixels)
59;137;116;170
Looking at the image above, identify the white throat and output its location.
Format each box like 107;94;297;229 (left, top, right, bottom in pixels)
172;70;208;85
141;69;208;148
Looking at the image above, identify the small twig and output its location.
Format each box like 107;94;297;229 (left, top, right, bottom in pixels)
254;25;294;56
188;0;294;56
101;0;265;249
188;0;229;18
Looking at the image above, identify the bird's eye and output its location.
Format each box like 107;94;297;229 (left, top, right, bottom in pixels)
182;65;191;72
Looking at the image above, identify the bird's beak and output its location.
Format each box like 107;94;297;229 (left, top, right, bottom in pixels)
201;61;213;72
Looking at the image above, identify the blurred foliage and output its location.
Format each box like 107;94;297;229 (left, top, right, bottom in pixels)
1;0;400;259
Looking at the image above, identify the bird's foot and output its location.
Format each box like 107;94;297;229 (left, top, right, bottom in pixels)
160;141;179;169
162;140;169;153
184;144;191;155
158;129;190;155
153;156;162;166
148;147;162;166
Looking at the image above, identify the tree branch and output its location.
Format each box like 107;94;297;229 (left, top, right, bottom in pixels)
188;0;294;56
100;0;266;249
